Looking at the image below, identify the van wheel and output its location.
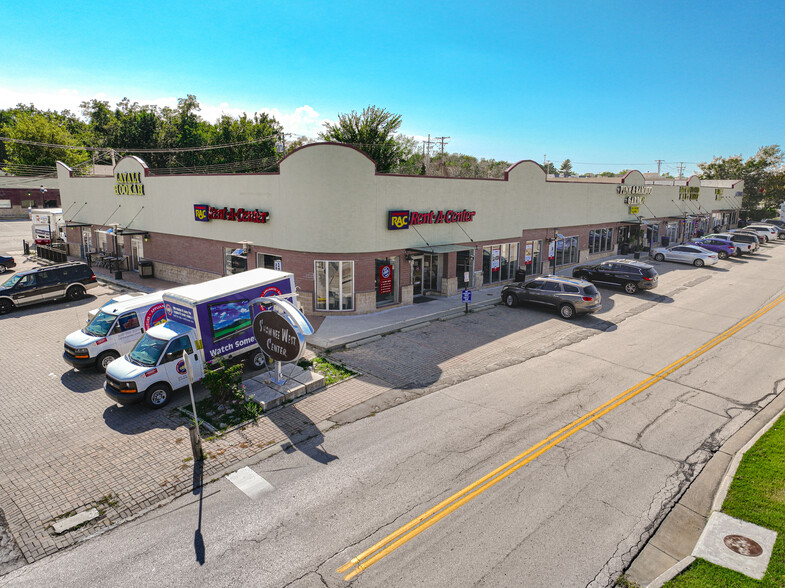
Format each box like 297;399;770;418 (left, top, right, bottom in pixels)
0;299;13;314
504;293;517;307
67;285;86;301
624;282;638;294
250;350;269;370
97;351;119;372
718;251;729;260
145;384;171;409
559;303;575;319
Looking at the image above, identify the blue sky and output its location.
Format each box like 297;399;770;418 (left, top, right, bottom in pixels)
1;0;783;175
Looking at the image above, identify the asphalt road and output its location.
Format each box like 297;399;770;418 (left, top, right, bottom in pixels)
3;236;785;587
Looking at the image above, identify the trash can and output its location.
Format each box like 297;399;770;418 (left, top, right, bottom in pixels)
661;236;670;247
633;251;641;259
139;260;154;279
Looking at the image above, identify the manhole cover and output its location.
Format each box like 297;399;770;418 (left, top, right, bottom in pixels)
723;534;763;557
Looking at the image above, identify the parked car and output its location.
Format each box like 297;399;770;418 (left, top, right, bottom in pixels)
0;262;97;314
650;244;718;267
761;218;785;229
741;224;778;242
688;237;736;259
572;258;658;294
501;275;601;319
706;232;758;254
756;222;785;239
0;254;15;273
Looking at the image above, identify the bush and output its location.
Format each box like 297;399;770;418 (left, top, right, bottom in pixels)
202;358;245;404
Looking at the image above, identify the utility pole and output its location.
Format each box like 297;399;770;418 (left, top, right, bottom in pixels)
677;162;685;179
423;134;434;175
434;136;450;157
434;136;450;176
655;159;664;175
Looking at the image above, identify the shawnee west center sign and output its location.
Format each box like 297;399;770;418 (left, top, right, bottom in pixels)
388;209;476;230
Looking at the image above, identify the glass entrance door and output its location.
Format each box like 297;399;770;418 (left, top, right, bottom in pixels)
412;256;423;296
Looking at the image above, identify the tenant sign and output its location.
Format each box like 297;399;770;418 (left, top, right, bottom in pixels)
388;209;476;230
252;310;303;363
194;205;270;224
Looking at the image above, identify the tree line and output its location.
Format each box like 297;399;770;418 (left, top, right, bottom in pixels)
1;97;782;213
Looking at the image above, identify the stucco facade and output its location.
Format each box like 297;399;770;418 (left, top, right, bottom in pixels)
56;143;743;315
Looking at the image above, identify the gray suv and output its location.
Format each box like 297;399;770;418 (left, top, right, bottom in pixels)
501;275;602;319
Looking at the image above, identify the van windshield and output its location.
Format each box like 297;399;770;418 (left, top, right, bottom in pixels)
84;311;116;337
128;333;168;367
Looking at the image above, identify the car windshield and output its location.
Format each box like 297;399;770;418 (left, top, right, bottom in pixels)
128;333;169;367
1;274;22;288
84;311;117;337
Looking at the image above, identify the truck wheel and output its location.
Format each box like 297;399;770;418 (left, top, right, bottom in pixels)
0;299;13;314
145;384;172;409
97;351;119;373
67;285;86;301
250;350;269;370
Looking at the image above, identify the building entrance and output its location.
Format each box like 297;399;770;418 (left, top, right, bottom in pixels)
412;254;439;296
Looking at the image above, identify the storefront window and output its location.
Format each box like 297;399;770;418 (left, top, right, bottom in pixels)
666;223;679;243
554;236;579;266
256;252;282;270
588;228;614;254
375;257;398;307
315;260;354;311
456;250;473;289
483;242;520;284
524;240;542;275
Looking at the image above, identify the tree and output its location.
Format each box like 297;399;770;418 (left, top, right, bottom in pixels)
559;159;573;176
698;145;783;210
318;105;412;173
1;107;89;170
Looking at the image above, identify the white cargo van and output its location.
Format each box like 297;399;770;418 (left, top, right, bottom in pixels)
87;294;141;322
64;292;167;372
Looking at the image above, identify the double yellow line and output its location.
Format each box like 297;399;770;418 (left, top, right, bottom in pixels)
338;291;785;581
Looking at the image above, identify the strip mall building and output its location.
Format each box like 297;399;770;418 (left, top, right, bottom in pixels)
57;143;742;315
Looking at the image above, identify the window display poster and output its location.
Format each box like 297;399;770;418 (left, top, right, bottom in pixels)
378;264;393;294
491;247;500;272
525;242;533;265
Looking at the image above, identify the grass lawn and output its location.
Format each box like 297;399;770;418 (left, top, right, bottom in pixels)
662;413;785;587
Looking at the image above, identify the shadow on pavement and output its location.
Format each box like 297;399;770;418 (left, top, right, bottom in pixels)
268;403;338;465
102;401;184;434
192;460;206;565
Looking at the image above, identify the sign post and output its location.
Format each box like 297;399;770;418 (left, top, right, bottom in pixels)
183;351;203;461
461;289;472;314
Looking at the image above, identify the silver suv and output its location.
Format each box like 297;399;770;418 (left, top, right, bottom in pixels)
501;275;602;319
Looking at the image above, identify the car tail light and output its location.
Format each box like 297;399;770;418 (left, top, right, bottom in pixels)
90;274;97;280
582;296;594;302
643;276;653;281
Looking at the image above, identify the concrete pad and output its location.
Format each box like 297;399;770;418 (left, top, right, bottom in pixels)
226;466;274;500
293;370;326;393
692;512;777;580
679;451;732;517
52;508;99;534
244;384;283;411
626;542;680;587
650;504;708;560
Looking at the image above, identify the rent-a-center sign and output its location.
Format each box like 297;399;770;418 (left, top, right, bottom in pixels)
388;209;476;230
194;205;269;224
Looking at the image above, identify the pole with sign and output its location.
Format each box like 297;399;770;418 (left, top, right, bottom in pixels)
461;289;472;314
182;350;203;461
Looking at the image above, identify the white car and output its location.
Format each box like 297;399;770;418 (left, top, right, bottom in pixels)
650;244;719;267
742;224;778;242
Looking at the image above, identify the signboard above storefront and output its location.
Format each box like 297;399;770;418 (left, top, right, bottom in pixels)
194;205;270;224
114;172;145;196
617;185;652;196
388;209;476;230
679;187;700;200
624;196;645;205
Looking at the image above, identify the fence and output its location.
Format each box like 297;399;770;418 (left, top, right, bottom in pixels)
36;243;68;264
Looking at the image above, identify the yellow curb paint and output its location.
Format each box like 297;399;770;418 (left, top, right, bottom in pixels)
339;292;785;581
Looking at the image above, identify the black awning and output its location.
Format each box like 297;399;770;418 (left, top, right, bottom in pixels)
63;222;92;228
116;228;149;236
407;244;474;254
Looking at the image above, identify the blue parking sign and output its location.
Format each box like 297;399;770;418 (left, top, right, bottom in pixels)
461;289;472;303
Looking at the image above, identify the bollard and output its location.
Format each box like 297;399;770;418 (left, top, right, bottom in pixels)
189;424;204;461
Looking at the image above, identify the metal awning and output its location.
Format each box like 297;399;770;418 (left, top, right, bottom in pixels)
407;244;474;254
63;221;92;228
116;228;149;236
619;220;643;225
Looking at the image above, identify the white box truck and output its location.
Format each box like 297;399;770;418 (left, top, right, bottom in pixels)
104;268;296;408
64;292;167;372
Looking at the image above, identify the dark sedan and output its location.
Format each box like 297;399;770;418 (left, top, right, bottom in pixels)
0;254;16;273
572;258;658;294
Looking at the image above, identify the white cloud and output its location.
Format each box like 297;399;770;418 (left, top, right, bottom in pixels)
0;85;333;139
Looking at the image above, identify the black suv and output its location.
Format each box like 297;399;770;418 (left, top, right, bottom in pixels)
572;259;658;294
0;262;97;314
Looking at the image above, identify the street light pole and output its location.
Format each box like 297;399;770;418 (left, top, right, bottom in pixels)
551;228;558;274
